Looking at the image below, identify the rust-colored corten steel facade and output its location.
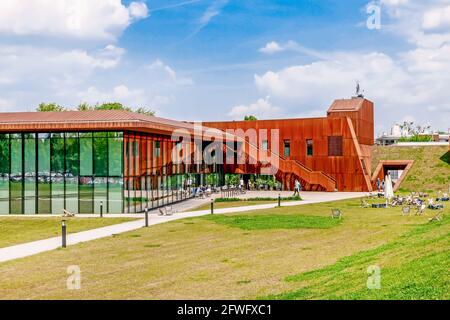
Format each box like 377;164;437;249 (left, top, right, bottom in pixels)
0;97;374;215
203;98;374;192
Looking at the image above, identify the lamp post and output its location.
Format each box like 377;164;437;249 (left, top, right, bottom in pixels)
145;207;149;227
61;219;67;248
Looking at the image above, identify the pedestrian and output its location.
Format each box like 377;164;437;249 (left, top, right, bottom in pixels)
293;179;300;197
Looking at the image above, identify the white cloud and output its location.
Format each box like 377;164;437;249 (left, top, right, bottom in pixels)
0;45;124;86
128;2;149;19
228;96;282;120
77;85;171;110
422;6;450;30
0;0;148;40
78;85;144;105
259;41;284;54
147;59;194;85
188;0;229;38
253;0;450;131
259;40;330;60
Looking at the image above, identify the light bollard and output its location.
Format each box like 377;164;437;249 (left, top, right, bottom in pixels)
145;207;149;227
278;193;281;207
211;199;214;215
100;201;103;218
61;219;67;248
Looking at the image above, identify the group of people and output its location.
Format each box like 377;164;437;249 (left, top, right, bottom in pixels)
376;177;385;192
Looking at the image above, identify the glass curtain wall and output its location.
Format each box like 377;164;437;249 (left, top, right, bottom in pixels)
0;130;218;215
0;132;123;215
123;131;213;213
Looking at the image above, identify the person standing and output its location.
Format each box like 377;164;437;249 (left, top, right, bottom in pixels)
376;178;381;192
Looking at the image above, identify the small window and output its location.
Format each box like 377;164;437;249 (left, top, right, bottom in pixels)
284;140;291;157
328;136;343;156
133;141;139;157
306;139;313;156
154;141;161;157
261;140;269;151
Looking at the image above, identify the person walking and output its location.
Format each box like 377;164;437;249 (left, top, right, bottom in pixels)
293;179;300;197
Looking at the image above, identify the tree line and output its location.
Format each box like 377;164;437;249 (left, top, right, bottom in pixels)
36;102;155;116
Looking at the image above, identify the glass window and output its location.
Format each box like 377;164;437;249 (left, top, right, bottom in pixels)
306;139;313;156
261;140;268;151
24;136;36;214
328;136;343;156
79;176;93;213
80;135;93;176
38;135;51;213
154;141;161;158
65;176;78;213
66;135;79;213
284;140;291;157
0;134;10;214
94;177;107;214
51;136;65;214
94;136;108;177
108;177;123;214
108;135;123;176
10;135;23;214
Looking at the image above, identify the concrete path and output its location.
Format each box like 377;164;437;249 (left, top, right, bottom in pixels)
0;192;364;263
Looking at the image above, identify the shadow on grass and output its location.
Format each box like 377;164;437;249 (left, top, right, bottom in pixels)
439;151;449;164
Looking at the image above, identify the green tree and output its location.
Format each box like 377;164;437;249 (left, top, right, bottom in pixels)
135;107;155;116
96;102;132;111
77;102;93;111
244;115;257;121
36;103;66;112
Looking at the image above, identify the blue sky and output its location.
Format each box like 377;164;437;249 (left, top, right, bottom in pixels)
0;0;449;134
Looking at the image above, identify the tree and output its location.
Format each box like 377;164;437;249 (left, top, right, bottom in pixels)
36;103;66;112
77;102;93;111
95;102;132;111
135;107;155;116
244;115;257;121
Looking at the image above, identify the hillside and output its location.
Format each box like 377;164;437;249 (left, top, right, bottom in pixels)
372;145;450;193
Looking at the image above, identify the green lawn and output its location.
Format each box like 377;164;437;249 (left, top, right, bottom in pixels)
263;216;449;299
0;217;137;248
0;198;448;299
203;214;341;230
191;200;276;211
372;145;450;193
191;197;301;211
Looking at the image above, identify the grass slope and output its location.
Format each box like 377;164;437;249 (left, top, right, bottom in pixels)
264;216;449;300
1;199;447;299
372;145;450;193
0;217;136;248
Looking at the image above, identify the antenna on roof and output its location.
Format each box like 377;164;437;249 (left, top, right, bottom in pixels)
354;80;365;98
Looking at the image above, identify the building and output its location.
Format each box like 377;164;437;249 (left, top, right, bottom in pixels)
204;97;374;192
376;124;449;146
0;97;374;215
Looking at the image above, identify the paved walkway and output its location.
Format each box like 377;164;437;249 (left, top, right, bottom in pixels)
0;192;364;263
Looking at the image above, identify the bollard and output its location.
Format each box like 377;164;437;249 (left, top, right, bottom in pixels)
100;201;103;218
145;207;149;227
211;199;214;215
61;220;67;248
278;193;281;207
